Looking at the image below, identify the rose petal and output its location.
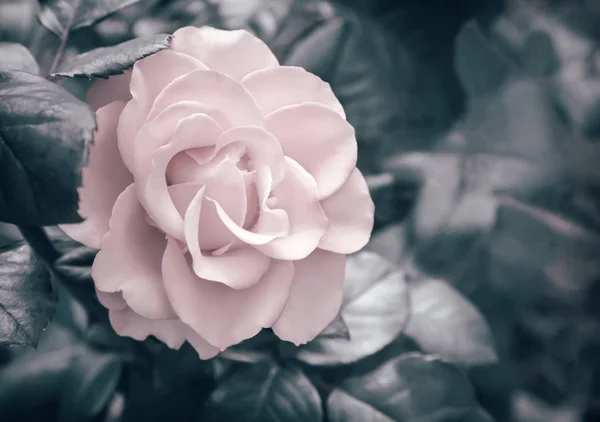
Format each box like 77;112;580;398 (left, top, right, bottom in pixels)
162;237;294;350
272;249;345;345
318;168;375;254
170;158;246;251
242;66;345;117
132;101;229;184
146;70;263;128
266;103;357;200
254;157;328;260
172;26;279;81
108;307;219;358
92;184;175;319
143;113;223;240
86;70;132;111
60;101;133;249
117;50;208;170
95;290;127;311
182;184;270;289
210;167;289;246
216;125;285;186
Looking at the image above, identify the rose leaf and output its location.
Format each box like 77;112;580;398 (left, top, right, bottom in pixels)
51;33;172;79
404;279;498;366
201;362;322;422
0;43;39;74
0;70;96;225
327;353;492;421
38;0;142;37
293;251;409;366
58;349;122;422
0;242;56;346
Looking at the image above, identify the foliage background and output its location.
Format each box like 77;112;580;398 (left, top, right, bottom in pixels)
1;0;600;421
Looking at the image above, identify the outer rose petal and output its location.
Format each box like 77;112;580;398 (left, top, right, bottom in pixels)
272;249;346;345
318;168;375;254
146;70;264;127
60;101;133;249
92;184;176;319
265;103;357;200
255;157;328;261
96;290;127;311
162;237;294;350
118;50;208;170
183;185;270;289
109;307;219;359
171;26;279;81
242;66;345;117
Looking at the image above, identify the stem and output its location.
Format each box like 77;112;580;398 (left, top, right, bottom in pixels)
17;225;60;263
48;29;69;75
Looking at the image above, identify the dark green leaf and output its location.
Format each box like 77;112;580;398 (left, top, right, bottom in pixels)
294;252;409;366
38;0;142;37
316;313;350;340
58;349;122;422
153;343;214;393
404;279;498;366
0;70;96;225
327;353;481;422
51;33;171;79
202;362;322;422
0;43;39;74
0;322;121;420
0;242;56;346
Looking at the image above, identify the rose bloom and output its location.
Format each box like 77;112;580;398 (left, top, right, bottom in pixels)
61;26;374;358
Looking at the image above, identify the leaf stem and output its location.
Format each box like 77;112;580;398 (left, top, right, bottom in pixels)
17;225;60;263
48;30;69;76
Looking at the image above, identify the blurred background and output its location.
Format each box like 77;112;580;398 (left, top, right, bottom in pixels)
2;0;600;421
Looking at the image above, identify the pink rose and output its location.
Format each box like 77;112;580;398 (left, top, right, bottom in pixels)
60;26;374;358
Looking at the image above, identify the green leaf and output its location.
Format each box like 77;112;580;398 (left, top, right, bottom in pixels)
327;353;482;422
0;43;39;74
58;349;122;422
202;362;322;422
51;33;172;79
404;279;498;366
38;0;142;37
0;242;56;346
0;70;96;225
0;322;121;420
294;252;409;366
316;313;350;340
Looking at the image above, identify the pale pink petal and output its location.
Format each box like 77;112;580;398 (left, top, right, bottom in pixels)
255;158;328;260
266;103;357;200
117;50;208;170
318;168;375;254
170;159;246;251
108;307;219;358
60;101;133;249
86;71;132;111
272;249;346;345
216;125;285;186
210;167;289;246
182;185;270;289
242;66;345;117
146;70;263;128
95;290;127;311
131;101;229;184
143;114;223;240
92;184;175;319
162;238;294;350
172;26;279;81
